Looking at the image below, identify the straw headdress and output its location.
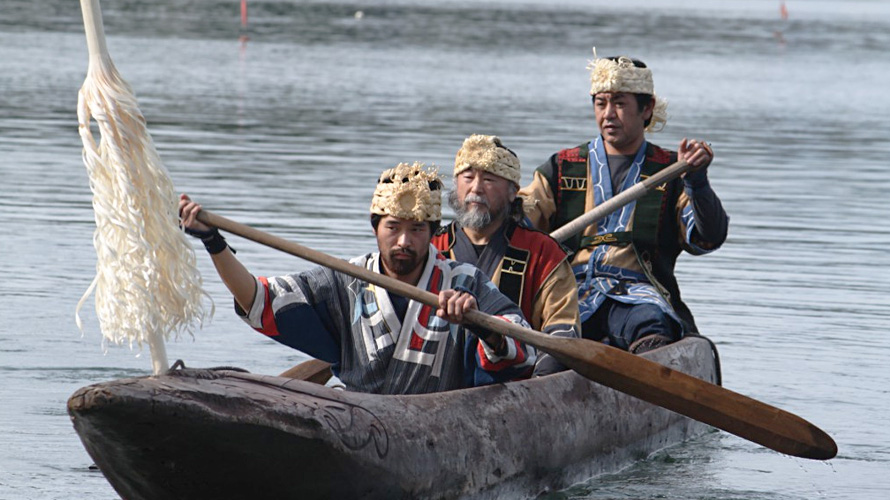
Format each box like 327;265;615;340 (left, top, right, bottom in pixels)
453;134;521;186
370;162;442;221
587;52;668;132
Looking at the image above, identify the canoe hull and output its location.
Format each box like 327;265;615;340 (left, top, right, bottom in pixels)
68;336;719;499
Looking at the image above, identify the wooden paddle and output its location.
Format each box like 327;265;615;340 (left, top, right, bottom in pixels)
279;358;333;384
196;209;836;460
549;159;691;242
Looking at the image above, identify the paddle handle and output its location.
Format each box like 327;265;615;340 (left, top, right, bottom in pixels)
198;211;438;306
549;159;691;242
196;211;561;350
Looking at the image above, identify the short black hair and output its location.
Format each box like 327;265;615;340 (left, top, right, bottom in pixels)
370;213;440;235
592;57;654;128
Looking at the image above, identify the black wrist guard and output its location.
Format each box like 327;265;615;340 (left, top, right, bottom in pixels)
184;226;232;255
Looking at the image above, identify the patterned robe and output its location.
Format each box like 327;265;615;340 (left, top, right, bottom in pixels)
433;220;580;374
238;244;536;394
520;137;728;331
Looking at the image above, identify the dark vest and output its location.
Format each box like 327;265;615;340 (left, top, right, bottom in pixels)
432;222;566;325
541;142;697;332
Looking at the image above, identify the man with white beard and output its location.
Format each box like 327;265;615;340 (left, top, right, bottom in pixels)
432;135;580;376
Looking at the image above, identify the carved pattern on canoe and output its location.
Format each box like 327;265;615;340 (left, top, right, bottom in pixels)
319;403;389;458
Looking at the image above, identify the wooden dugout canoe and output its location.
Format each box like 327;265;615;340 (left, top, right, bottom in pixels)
68;335;720;499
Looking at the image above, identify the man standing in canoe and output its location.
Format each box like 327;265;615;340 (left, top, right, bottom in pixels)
433;134;580;376
520;54;729;353
179;162;536;394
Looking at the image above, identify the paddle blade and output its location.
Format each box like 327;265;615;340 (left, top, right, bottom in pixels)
550;338;837;460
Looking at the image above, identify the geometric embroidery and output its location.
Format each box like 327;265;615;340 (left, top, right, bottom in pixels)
559;176;587;191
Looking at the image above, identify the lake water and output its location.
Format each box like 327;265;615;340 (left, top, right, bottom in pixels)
1;0;888;498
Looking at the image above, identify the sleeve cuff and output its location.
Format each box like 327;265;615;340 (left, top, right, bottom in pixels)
683;169;710;190
236;277;268;329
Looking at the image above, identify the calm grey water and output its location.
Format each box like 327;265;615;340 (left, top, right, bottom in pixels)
2;0;888;498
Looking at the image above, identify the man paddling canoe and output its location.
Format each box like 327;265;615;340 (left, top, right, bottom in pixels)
179;162;535;394
433;134;580;376
520;54;729;352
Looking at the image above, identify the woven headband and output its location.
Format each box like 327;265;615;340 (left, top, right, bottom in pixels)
588;52;668;132
370;162;442;222
453;134;521;185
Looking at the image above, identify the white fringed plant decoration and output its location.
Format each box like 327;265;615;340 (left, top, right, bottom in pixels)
75;0;210;375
